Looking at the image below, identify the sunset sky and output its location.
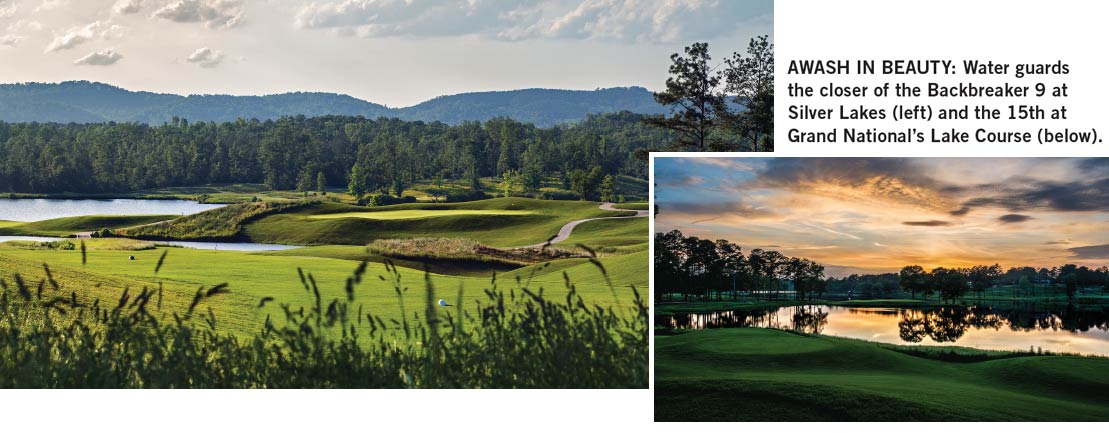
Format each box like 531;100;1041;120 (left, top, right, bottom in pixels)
654;158;1109;277
0;0;771;106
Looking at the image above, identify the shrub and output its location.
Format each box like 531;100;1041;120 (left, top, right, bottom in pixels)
445;190;490;203
357;194;416;207
539;191;580;201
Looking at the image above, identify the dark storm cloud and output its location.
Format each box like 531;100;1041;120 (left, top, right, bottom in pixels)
1076;158;1109;171
957;177;1109;213
902;220;953;227
1068;244;1109;259
998;214;1033;224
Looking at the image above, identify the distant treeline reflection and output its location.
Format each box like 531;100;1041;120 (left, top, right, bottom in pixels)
660;305;1109;344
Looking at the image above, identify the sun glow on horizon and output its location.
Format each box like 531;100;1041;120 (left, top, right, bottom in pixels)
655;158;1109;278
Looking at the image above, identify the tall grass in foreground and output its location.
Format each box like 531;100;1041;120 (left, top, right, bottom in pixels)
0;248;647;388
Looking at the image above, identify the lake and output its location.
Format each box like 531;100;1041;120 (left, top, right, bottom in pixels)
0;198;224;222
660;304;1109;356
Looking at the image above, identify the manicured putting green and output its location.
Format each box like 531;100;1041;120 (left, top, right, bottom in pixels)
308;209;536;220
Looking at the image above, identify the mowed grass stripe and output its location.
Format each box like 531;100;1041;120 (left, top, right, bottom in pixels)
307;209;536;220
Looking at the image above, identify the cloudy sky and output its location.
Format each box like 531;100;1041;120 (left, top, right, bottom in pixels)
0;0;772;106
655;158;1109;277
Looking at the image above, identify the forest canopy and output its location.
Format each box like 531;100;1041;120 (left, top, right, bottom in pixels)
0;111;664;194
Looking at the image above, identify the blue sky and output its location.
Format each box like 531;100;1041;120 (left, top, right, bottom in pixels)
0;0;772;105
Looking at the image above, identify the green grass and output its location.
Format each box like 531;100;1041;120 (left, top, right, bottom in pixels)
244;197;633;248
0;238;156;251
116;201;314;241
257;245;520;277
0;244;646;339
655;328;1109;421
610;202;648;211
0;255;648;388
0;215;175;237
556;217;647;252
309;209;536;220
614;176;648;202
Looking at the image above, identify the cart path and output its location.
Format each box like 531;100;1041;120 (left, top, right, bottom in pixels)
516;202;648;249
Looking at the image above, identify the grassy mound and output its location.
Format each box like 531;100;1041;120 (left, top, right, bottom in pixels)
0;215;174;237
244;197;632;248
367;237;581;266
655;328;1109;421
116;200;314;241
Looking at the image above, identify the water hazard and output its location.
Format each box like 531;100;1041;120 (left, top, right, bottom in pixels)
0;198;224;222
659;304;1109;356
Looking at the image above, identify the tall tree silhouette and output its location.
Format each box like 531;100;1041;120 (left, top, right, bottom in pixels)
644;43;727;152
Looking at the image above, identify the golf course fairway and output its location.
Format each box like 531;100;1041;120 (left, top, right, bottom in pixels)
655;328;1109;421
0;242;647;339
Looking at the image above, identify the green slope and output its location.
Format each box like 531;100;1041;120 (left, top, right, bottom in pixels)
243;197;632;248
655;328;1109;421
0;215;174;237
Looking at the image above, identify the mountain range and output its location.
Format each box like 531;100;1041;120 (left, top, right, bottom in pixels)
0;81;668;127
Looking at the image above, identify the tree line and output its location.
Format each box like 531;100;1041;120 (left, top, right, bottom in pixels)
0;111;665;196
895;263;1109;302
655;229;1109;304
644;36;774;152
654;230;826;303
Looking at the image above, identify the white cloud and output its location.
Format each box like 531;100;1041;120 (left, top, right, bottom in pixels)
102;24;127;39
7;19;46;33
0;0;17;18
74;48;122;66
43;21;125;53
44;22;102;52
293;0;771;43
186;46;224;68
152;0;244;29
34;0;66;13
112;0;143;15
0;33;23;47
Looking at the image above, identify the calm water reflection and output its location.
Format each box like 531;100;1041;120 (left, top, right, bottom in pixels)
660;305;1109;356
0;198;224;222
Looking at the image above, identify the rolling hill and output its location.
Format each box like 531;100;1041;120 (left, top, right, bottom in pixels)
0;81;667;127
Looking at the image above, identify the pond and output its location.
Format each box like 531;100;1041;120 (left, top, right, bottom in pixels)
0;236;299;252
660;304;1109;356
0;198;224;222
